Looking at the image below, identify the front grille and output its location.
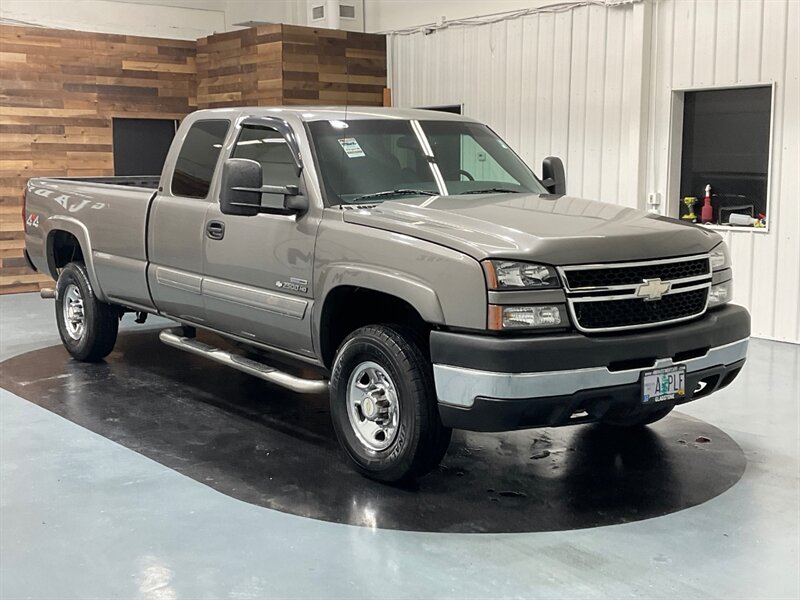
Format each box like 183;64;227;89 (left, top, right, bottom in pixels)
558;254;712;332
573;288;708;330
564;257;710;289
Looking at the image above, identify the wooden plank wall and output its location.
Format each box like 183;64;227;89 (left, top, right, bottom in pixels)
0;22;386;295
281;25;387;106
0;24;196;294
196;25;283;108
196;24;386;109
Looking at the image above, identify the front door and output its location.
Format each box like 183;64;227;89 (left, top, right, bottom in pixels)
202;123;320;359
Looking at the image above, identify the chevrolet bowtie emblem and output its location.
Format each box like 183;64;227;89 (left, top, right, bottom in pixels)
636;278;671;301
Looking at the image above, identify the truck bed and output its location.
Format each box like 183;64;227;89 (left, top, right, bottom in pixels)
24;176;158;311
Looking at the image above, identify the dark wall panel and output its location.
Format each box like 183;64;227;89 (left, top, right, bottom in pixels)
113;118;176;176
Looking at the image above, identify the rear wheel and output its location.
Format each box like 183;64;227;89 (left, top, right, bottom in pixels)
55;262;119;362
329;325;451;483
601;404;674;428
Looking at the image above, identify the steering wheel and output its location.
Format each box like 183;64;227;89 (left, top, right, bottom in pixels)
445;169;475;181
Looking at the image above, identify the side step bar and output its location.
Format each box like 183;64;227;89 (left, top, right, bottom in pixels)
40;288;56;299
159;327;329;395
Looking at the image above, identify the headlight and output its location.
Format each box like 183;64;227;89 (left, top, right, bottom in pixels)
483;260;559;289
710;242;731;271
708;280;732;307
489;304;565;330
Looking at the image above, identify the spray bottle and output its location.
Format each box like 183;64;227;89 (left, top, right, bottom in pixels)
700;184;714;224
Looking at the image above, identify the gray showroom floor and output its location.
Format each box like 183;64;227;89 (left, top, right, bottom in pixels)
1;292;798;599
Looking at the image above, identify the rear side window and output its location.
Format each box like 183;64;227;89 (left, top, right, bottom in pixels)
171;120;230;198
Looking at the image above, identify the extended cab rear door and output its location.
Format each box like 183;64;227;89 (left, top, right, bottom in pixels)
148;119;231;324
201;118;320;359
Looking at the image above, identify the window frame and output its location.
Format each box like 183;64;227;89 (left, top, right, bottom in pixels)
666;81;776;234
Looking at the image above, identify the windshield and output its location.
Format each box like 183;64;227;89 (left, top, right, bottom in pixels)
307;119;548;205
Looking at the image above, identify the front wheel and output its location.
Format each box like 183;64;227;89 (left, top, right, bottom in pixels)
329;325;451;483
55;262;119;362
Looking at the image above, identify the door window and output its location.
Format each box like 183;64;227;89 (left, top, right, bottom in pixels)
232;125;301;209
171;120;230;199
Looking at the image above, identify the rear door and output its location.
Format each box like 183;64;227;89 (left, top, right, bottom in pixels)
202;120;319;358
148;119;230;324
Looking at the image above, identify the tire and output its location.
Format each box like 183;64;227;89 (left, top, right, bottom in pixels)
601;404;674;428
329;324;451;483
55;262;119;362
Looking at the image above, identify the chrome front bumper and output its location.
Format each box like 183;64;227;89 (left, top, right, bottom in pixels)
434;338;749;408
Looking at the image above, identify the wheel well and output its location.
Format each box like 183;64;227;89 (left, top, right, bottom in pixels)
319;286;430;368
47;230;84;276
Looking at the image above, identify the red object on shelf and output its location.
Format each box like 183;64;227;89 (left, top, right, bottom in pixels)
701;184;713;224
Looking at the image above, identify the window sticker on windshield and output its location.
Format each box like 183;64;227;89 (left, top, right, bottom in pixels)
338;138;365;158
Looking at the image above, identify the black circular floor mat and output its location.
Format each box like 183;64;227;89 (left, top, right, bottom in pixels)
0;331;746;533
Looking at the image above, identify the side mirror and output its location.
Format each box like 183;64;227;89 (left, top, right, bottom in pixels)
282;188;309;213
220;158;262;216
541;156;566;195
219;158;309;216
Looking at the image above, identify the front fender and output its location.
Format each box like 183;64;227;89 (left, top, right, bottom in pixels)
311;217;489;358
315;264;446;327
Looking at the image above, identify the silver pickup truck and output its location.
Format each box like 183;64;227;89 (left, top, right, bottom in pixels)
24;107;750;482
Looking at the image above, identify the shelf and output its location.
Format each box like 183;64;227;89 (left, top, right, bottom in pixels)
699;223;770;234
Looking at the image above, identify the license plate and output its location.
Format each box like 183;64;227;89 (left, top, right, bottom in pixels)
642;365;686;404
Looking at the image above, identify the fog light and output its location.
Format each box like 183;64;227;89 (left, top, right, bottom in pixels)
489;304;564;330
708;280;732;307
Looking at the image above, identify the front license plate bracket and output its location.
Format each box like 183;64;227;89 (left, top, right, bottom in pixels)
641;365;686;404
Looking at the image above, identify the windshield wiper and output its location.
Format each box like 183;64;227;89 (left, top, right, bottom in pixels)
351;189;436;203
461;187;522;195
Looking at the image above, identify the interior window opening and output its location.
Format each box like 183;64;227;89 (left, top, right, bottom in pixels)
677;86;772;228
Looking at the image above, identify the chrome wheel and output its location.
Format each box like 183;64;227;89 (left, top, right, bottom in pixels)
62;283;85;340
346;361;400;452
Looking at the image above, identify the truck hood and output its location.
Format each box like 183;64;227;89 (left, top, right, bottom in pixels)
341;193;721;264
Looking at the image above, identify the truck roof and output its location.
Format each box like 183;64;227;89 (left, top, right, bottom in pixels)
188;106;476;123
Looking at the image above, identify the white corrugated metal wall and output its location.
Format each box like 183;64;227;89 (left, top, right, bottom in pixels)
388;0;799;343
646;0;799;343
390;2;646;206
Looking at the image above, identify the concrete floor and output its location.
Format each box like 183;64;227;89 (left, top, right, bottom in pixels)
1;292;798;599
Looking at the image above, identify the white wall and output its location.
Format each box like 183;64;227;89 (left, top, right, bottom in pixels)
225;0;306;29
389;0;800;343
390;1;648;205
0;0;227;39
0;0;365;37
646;0;800;343
364;0;560;32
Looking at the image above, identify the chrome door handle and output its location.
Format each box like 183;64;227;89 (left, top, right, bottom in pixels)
206;221;225;240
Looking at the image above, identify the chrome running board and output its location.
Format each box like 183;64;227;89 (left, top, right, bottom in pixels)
159;327;329;394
